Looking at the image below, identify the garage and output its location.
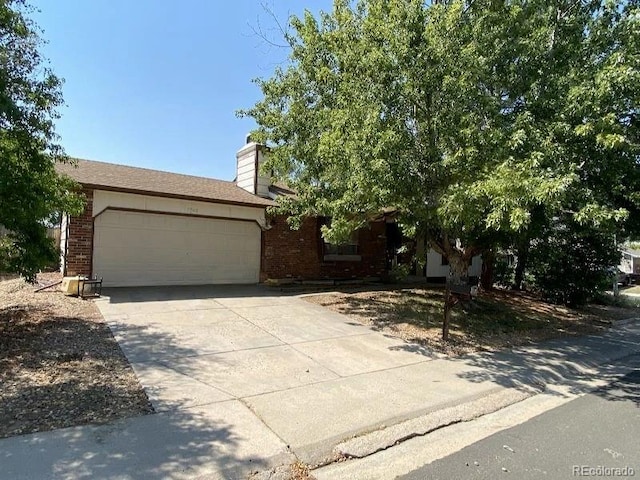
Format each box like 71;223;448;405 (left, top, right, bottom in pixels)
93;210;261;287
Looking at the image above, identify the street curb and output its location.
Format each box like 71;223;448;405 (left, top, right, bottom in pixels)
332;385;541;460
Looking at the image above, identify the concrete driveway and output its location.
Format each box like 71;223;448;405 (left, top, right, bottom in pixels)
92;286;510;474
0;285;585;480
2;288;639;480
98;285;432;409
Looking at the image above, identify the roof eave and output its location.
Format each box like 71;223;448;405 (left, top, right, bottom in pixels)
81;183;275;209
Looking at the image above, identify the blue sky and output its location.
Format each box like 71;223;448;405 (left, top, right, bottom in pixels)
31;1;332;180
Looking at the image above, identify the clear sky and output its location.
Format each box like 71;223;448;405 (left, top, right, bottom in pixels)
30;1;333;181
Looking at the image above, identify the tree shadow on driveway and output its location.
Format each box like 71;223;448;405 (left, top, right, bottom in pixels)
0;304;290;479
0;403;281;480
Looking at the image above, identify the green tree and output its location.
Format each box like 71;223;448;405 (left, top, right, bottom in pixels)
0;0;83;281
514;0;640;293
242;0;639;321
529;217;621;306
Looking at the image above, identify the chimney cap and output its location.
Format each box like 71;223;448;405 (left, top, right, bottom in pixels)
245;133;252;144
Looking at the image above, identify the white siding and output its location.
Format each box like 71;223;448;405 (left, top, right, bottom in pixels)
236;142;271;197
92;190;266;226
255;149;271;197
621;254;634;274
236;143;257;194
620;253;640;274
424;249;482;278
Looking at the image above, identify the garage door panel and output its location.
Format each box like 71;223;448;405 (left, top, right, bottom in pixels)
93;211;261;286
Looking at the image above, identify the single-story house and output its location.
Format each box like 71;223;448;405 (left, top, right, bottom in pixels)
57;138;480;287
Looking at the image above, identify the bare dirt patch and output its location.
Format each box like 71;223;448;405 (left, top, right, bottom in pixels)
622;285;640;295
304;286;639;356
0;273;153;439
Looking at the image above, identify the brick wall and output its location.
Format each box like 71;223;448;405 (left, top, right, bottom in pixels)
64;188;94;276
261;214;388;281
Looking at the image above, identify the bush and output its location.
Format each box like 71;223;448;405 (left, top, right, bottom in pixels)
528;220;620;306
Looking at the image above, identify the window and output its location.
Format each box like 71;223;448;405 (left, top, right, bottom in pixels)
320;217;361;261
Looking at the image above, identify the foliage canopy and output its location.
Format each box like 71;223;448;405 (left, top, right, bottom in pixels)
242;0;640;282
0;0;83;280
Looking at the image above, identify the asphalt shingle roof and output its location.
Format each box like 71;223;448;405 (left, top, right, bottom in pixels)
56;158;275;208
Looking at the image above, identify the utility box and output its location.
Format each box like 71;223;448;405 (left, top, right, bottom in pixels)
60;276;87;296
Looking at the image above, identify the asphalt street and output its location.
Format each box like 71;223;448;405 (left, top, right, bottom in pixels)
400;358;640;480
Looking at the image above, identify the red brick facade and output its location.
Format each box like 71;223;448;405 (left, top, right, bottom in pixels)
62;191;389;283
64;189;94;277
260;214;389;281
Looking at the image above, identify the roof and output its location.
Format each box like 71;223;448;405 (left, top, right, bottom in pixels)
269;183;297;199
57;158;275;208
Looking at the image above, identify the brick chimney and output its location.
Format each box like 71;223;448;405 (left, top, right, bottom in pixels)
236;135;271;198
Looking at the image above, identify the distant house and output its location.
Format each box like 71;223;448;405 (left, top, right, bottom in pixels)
620;249;640;275
56;138;479;287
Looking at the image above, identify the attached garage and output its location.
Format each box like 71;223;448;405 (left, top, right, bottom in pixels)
93;210;261;287
56;157;275;287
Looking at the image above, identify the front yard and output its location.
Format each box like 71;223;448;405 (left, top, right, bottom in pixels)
0;274;152;439
623;285;640;295
304;286;639;356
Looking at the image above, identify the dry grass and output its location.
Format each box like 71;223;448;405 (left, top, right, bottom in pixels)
0;273;152;439
304;286;638;356
622;285;640;295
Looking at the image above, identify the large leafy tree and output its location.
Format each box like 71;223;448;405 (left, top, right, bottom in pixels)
243;1;639;291
0;0;83;281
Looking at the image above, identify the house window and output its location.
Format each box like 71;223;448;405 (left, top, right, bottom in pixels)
320;217;361;261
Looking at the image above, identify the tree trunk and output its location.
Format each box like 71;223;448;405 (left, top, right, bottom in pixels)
443;285;451;341
480;250;495;291
513;240;529;290
442;251;467;342
448;252;469;281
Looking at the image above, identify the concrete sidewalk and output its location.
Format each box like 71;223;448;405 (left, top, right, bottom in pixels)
315;323;640;480
0;285;638;480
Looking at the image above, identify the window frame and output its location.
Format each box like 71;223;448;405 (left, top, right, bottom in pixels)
320;217;362;262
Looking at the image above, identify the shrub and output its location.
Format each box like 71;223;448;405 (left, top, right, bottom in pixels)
528;220;620;306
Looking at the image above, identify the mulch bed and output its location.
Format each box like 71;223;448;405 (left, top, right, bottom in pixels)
0;273;153;439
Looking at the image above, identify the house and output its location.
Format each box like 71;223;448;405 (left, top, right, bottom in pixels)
620;248;640;276
57;138;479;287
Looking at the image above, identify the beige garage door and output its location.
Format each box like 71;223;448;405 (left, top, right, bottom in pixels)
93;210;261;287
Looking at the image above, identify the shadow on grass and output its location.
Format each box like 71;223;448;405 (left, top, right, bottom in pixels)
0;305;285;479
311;287;613;354
310;286;640;405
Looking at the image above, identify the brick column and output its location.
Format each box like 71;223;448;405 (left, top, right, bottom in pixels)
65;189;94;277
